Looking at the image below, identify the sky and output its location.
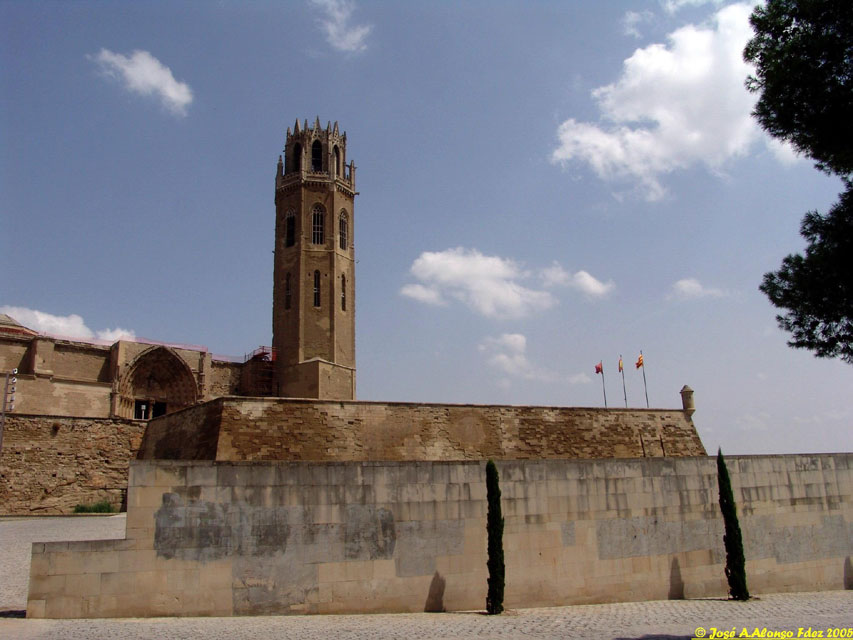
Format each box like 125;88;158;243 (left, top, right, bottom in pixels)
2;0;850;456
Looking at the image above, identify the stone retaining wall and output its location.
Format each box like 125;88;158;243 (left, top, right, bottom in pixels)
0;414;145;514
27;454;853;618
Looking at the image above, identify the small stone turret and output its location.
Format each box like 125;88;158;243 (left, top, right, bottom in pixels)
680;385;695;417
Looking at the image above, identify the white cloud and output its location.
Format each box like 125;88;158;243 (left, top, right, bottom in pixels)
1;306;91;338
568;372;592;385
540;262;572;288
540;262;615;298
0;306;135;342
479;334;557;382
792;409;853;425
401;248;556;319
570;270;615;298
735;411;771;432
89;49;193;117
311;0;372;53
96;326;137;342
668;277;727;299
661;0;725;14
623;10;653;38
552;3;795;201
765;135;801;165
399;283;445;306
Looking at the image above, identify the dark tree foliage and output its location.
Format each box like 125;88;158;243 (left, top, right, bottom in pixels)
485;459;505;615
760;183;853;364
717;449;749;601
744;0;853;176
745;0;853;363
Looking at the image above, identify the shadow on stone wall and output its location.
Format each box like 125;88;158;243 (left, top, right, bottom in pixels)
845;556;852;590
424;571;446;612
668;557;684;600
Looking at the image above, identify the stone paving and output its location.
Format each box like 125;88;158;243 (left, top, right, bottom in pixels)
1;516;850;639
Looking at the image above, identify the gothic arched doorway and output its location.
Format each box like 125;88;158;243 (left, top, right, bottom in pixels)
116;346;198;419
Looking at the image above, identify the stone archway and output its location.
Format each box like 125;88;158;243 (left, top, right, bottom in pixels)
116;346;198;419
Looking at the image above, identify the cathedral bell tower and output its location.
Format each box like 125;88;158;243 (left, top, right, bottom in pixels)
272;117;356;399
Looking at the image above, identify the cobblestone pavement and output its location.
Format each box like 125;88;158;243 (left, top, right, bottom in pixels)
1;516;850;640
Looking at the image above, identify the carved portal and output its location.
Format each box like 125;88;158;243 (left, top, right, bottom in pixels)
115;346;198;419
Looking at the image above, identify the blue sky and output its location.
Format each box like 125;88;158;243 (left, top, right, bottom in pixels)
2;0;850;455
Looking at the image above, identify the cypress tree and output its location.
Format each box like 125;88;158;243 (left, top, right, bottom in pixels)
485;459;505;615
717;448;750;600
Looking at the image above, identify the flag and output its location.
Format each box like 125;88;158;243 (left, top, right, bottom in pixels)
635;353;644;369
595;361;603;374
618;356;623;373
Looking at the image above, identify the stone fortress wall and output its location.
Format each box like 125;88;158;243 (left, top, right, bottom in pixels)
137;396;707;462
0;414;145;514
1;391;704;514
26;454;853;618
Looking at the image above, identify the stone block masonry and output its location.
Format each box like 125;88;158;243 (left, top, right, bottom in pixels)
137;396;706;461
2;394;703;515
27;454;853;618
1;415;145;514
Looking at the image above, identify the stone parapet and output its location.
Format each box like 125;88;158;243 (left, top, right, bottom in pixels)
137;396;706;462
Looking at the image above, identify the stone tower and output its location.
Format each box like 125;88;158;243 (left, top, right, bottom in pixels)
272;118;356;399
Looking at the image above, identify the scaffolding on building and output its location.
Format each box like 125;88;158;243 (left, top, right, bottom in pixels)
241;346;276;396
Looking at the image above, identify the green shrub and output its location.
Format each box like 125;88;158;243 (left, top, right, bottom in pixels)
717;448;749;600
73;500;116;514
485;459;505;615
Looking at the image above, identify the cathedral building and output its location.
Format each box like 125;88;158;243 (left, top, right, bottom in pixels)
0;118;357;420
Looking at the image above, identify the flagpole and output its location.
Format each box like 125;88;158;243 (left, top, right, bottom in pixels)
619;355;627;408
600;365;608;408
641;350;649;408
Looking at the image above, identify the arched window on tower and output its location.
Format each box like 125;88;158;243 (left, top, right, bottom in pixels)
341;274;346;311
285;210;295;247
333;146;340;176
312;205;325;244
291;144;301;173
339;212;348;250
311;140;322;171
313;270;321;307
285;273;292;310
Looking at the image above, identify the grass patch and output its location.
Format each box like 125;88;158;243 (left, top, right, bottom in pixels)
73;500;116;514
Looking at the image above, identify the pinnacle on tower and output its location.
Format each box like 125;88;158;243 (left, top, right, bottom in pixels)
293;119;300;134
333;121;339;136
314;116;321;131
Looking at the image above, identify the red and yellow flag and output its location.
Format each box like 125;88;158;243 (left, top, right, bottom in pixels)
595;361;603;374
618;356;624;373
635;353;644;369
